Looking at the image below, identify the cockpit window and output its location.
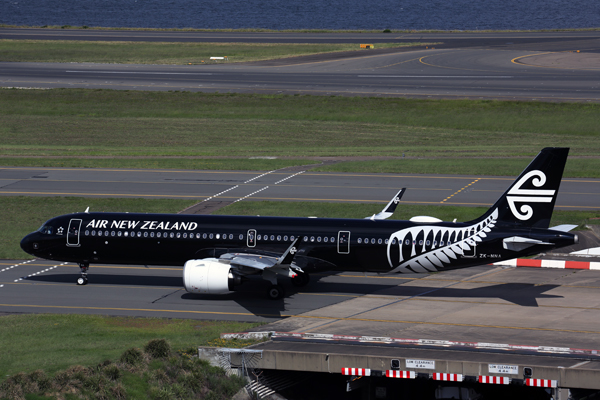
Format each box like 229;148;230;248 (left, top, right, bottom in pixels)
38;225;54;235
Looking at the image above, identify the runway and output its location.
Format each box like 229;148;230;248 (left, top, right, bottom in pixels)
1;166;599;211
1;29;599;101
2;258;600;354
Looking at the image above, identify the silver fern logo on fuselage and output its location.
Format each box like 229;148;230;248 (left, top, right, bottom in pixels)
386;209;498;273
506;170;555;221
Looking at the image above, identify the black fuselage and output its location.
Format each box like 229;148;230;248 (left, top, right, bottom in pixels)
21;211;577;274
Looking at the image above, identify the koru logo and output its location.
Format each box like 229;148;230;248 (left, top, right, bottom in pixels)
290;247;297;255
506;170;555;220
393;197;400;204
57;227;64;235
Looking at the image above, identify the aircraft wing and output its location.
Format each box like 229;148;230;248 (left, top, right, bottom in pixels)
366;188;406;220
218;236;303;277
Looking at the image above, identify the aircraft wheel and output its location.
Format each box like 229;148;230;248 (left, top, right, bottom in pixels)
291;272;310;287
267;285;285;300
77;277;88;285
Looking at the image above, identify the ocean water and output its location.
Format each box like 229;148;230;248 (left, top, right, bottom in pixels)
1;0;598;31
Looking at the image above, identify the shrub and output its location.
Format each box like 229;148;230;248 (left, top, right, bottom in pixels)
150;385;175;400
53;370;71;390
110;383;127;400
28;369;52;393
150;369;169;384
103;364;122;381
120;347;144;365
84;374;108;392
144;338;171;359
0;377;25;400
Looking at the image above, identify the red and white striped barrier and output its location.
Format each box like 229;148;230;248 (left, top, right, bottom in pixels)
386;370;416;379
526;378;557;388
342;368;370;376
433;373;463;382
494;258;600;270
479;376;510;385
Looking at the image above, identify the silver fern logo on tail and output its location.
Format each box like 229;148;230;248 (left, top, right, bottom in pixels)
387;209;498;273
506;170;555;221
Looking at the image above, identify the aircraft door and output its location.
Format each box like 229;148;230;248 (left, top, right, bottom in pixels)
338;231;350;254
247;229;256;248
67;219;82;247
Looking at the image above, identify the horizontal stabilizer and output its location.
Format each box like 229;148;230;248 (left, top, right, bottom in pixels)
367;188;405;220
503;236;553;252
549;224;578;232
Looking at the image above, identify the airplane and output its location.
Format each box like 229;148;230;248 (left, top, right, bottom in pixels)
20;147;578;300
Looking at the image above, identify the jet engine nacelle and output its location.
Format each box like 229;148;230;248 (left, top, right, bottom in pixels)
183;258;242;294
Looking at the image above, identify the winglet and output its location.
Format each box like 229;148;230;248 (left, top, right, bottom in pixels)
277;236;302;266
367;188;406;220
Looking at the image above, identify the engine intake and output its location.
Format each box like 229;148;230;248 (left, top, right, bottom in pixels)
183;258;243;294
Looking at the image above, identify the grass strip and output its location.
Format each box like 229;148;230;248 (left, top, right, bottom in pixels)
1;89;599;174
1;90;600;175
0;40;422;64
0;157;308;171
0;314;258;376
0;317;260;398
3;90;599;140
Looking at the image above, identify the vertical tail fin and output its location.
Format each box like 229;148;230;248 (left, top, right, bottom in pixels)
475;148;569;229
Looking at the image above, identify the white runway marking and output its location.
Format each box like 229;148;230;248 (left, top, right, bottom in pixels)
234;186;269;203
202;185;239;202
1;259;36;274
274;171;305;185
245;170;275;183
15;262;68;282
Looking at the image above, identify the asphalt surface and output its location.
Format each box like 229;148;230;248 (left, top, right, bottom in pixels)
1;29;600;100
3;259;600;354
1;166;599;211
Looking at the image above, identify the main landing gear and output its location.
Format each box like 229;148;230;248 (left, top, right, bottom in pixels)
77;263;89;285
265;271;311;300
267;284;285;300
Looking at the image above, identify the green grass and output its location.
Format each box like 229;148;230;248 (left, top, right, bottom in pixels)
0;157;308;170
0;40;423;64
0;314;260;377
0;321;257;399
1;89;599;175
0;197;195;259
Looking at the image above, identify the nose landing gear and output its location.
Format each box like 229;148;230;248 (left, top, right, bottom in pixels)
77;263;89;285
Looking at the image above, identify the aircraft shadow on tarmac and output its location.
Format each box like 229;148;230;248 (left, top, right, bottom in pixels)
25;273;561;317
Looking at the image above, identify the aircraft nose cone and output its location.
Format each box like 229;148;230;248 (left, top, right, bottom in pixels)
20;233;38;255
